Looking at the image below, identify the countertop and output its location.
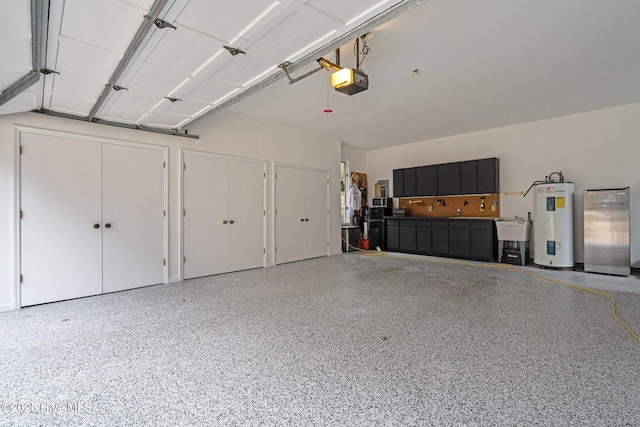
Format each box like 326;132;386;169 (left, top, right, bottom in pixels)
384;216;497;221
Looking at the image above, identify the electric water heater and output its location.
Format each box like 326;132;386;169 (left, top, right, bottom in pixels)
533;182;575;267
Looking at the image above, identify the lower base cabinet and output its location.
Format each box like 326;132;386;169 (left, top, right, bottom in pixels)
386;218;496;261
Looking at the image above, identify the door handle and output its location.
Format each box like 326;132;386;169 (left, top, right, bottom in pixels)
300;218;304;222
305;218;309;222
223;220;228;224
229;220;234;224
105;223;111;229
93;223;100;229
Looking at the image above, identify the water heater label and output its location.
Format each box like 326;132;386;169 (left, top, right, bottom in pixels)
556;197;566;208
546;197;556;211
547;240;556;255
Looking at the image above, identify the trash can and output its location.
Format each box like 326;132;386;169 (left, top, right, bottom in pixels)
503;247;522;265
342;225;360;252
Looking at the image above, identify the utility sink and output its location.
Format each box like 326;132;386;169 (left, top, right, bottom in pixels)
495;219;531;241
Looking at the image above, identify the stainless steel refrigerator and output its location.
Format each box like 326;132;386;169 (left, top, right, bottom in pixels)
583;188;630;276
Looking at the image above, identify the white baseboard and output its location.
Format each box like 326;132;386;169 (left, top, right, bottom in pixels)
169;276;182;283
0;303;17;312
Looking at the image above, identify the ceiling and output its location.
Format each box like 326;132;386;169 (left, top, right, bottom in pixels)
2;0;640;149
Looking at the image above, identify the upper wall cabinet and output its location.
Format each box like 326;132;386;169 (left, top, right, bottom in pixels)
437;162;461;196
416;165;437;196
393;167;417;197
393;157;499;197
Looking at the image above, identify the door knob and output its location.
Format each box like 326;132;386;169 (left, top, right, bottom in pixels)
105;223;111;229
305;218;309;222
223;220;228;224
300;218;304;222
229;220;234;224
93;223;100;229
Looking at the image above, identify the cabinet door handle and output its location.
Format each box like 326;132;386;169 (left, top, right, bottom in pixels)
305;218;309;222
223;220;228;224
229;220;234;224
93;223;100;229
300;218;304;222
104;223;111;229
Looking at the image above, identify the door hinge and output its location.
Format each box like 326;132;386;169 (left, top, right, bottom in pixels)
275;210;277;215
19;146;23;155
264;210;266;216
327;241;330;246
263;248;266;254
163;161;166;168
183;209;186;216
184;256;186;263
327;179;329;184
163;210;166;217
20;274;23;283
20;210;23;219
275;247;277;252
264;172;266;178
183;163;186;170
163;259;166;266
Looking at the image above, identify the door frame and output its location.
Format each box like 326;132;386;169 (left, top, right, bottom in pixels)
272;162;330;266
13;126;169;310
179;149;268;281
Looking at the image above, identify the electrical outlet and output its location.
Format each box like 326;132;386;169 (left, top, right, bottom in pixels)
491;204;496;211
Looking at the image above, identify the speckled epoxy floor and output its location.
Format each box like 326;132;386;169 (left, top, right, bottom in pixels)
1;253;639;426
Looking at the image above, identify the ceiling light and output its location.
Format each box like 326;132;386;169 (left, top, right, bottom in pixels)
331;68;352;87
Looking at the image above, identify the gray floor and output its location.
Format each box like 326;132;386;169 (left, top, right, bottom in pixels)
1;253;639;426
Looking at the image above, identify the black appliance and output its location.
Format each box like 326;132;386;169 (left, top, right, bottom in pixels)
372;197;393;208
369;207;393;220
368;207;392;250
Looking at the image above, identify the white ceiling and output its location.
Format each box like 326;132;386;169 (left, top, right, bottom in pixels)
2;0;640;150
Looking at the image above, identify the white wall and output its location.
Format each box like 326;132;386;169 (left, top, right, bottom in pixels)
342;145;366;173
366;102;640;267
0;111;342;310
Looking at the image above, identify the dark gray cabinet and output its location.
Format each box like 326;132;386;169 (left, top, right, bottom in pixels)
386;217;496;262
437;163;460;196
394;157;499;198
476;158;499;194
392;167;417;197
449;220;471;257
399;219;417;252
432;219;449;255
416;165;437;196
386;219;400;251
460;161;477;194
392;169;403;198
470;221;495;261
416;219;432;253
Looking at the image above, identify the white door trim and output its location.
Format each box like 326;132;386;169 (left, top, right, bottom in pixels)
13;126;169;310
179;149;268;281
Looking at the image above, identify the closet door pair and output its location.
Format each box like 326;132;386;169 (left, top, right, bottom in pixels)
20;132;165;306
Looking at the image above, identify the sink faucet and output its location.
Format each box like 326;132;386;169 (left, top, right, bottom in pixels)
513;215;525;223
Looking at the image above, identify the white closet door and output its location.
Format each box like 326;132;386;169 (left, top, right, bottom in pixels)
227;159;266;272
20;133;102;306
183;153;228;279
275;166;305;264
304;169;329;259
102;144;165;293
